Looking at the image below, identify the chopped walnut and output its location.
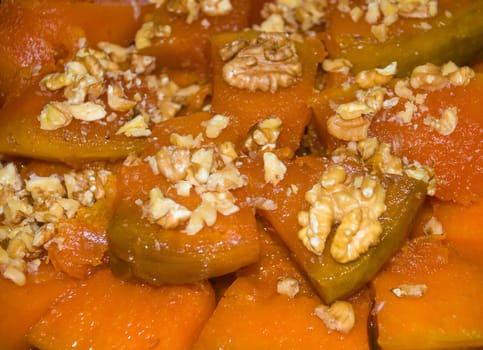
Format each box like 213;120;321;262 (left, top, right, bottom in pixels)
97;41;131;63
371;23;389;42
40;72;74;91
327;115;370;142
3;263;26;286
155;146;192;182
263;152;287;186
244;116;283;151
130;54;156;74
39;102;73;131
404;161;437;196
25;176;65;203
391;283;428;297
202;114;230;138
4;198;33;224
135;21;172;50
256;14;286;33
365;1;381;24
298;196;334;255
322;58;352;74
356;62;397;89
206;163;246;192
116;115;152;137
277;277;300;298
221;33;302;92
356;86;387;112
350;6;364;21
218;141;238;164
68;102;106;122
172;84;201;105
170;133;204;149
336;101;374;120
293;0;327;31
167;0;200;23
107;84;137;112
357;137;379;160
423;216;443;236
144;187;191;229
32;223;56;248
446;66;475;87
201;191;239;216
394;79;414;100
80;54;104;79
252;197;277;210
315;301;355;334
423;106;458;136
410;63;448;91
320;165;346;189
330;176;386;263
184;199;217;235
200;0;233;16
367;142;402;175
396;101;417;123
191;148;215;184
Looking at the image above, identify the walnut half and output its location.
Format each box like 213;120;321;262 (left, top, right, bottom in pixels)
220;33;302;92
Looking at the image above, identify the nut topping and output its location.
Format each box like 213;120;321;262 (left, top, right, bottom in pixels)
221;33;302;92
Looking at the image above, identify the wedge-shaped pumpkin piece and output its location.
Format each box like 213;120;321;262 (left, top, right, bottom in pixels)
195;223;371;349
210;30;326;154
108;112;260;284
0;26;211;163
324;0;483;76
433;199;483;265
373;237;483;349
0;0;153;102
0;264;77;350
26;162;119;279
240;156;427;304
27;269;215;350
0;83;146;163
0;160;117;282
369;74;483;204
311;73;483;205
137;0;253;75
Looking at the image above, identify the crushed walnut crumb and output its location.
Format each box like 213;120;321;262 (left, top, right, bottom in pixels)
391;283;428;298
244;116;283;152
135;21;171;50
423;216;444;237
277;277;300;298
202;114;230;139
263;152;287;186
423;106;458;136
315;300;355;334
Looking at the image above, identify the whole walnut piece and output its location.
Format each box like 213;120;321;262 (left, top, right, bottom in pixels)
220;33;302;93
